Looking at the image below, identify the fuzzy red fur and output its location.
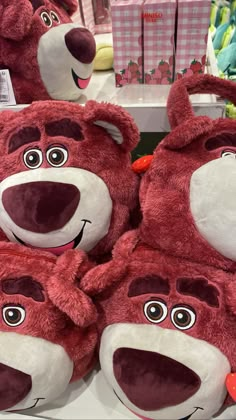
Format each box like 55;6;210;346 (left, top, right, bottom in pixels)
81;230;236;412
138;74;236;271
0;241;97;382
0;0;95;103
0;100;140;260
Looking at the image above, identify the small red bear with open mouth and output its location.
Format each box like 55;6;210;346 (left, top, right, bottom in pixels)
0;242;97;412
0;0;96;103
81;229;236;420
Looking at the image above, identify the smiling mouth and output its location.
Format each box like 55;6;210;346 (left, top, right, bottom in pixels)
8;397;45;412
13;219;91;256
180;407;204;420
71;68;91;89
115;393;203;420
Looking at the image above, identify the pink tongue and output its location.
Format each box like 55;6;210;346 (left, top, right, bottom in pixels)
78;76;91;89
36;240;74;256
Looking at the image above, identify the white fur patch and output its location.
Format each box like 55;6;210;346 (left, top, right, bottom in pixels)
190;157;236;261
0;167;112;252
94;121;123;144
0;332;73;410
37;23;94;100
100;323;230;420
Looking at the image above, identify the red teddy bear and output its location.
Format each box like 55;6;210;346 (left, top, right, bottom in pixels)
139;74;236;272
0;100;139;261
0;0;96;103
0;242;97;412
81;230;236;420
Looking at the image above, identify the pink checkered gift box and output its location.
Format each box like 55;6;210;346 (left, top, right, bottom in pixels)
143;0;176;85
72;2;83;26
78;0;95;34
111;0;144;86
175;0;210;79
93;0;112;33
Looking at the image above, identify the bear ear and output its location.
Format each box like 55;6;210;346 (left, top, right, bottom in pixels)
0;110;17;133
47;250;97;327
161;74;236;150
54;0;78;15
80;258;128;296
83;100;140;152
112;230;140;259
167;74;236;129
0;1;33;40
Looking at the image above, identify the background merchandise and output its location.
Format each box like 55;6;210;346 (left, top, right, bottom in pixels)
0;0;96;103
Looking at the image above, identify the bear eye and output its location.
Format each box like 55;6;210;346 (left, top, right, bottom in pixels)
41;11;52;27
50;11;60;23
23;148;43;169
3;305;26;327
221;150;236;158
144;300;167;323
171;306;196;330
46;146;68;167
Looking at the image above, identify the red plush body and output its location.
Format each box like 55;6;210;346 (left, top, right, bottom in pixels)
0;0;96;103
79;75;236;420
81;230;236;420
0;100;139;260
139;75;236;271
0;242;97;412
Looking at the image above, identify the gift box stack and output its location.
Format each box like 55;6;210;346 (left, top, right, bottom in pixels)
143;0;176;85
72;0;112;34
111;0;211;86
111;0;144;87
175;0;211;79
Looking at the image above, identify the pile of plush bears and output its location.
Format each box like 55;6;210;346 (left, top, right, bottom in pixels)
0;71;236;419
0;2;236;416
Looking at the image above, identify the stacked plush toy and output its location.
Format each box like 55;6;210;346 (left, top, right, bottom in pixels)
0;0;96;103
80;74;236;420
0;98;140;411
1;50;236;418
0;99;139;261
0;243;97;411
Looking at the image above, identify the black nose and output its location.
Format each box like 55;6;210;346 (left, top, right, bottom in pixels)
113;348;201;411
0;362;32;410
65;28;96;63
2;181;80;233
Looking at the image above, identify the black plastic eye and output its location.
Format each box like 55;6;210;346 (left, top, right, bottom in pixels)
50;11;60;23
171;306;196;330
23;149;43;169
3;306;26;327
144;300;167;323
41;11;52;27
46;147;68;167
221;150;236;158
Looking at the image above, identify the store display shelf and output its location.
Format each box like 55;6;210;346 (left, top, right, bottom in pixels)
0;34;225;133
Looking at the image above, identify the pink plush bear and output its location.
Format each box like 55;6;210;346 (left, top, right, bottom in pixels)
81;230;236;420
78;75;236;420
0;100;140;261
0;0;96;103
139;74;236;271
0;242;97;411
